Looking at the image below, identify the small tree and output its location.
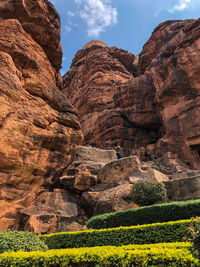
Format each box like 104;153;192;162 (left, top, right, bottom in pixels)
130;180;166;206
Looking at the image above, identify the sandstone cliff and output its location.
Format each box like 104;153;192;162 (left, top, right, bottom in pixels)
0;0;83;231
0;0;200;234
63;19;200;170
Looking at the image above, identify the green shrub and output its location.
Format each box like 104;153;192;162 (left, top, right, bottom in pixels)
0;243;198;267
130;180;166;206
0;230;48;254
185;217;200;260
41;220;191;249
87;199;200;229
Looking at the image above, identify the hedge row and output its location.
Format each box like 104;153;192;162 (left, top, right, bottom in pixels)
87;199;200;229
41;220;191;249
0;243;198;266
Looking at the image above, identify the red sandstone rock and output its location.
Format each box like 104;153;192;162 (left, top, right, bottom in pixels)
63;19;200;169
0;2;82;231
80;184;137;217
63;44;134;150
60;146;116;192
16;190;79;234
0;0;62;87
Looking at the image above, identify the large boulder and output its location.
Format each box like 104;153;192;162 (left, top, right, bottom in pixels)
164;171;200;201
60;146;116;191
0;1;82;231
98;156;168;185
98;156;141;184
80;184;136;217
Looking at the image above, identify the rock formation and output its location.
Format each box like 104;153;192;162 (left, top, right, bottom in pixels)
60;146;116;192
0;0;83;231
0;0;200;234
63;19;200;170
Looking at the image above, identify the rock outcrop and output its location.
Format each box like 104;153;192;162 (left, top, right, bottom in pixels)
0;0;83;231
164;171;200;201
63;19;200;169
1;0;200;233
0;0;62;87
60;146;116;192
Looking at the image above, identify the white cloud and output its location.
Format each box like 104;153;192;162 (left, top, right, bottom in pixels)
51;0;117;37
68;10;75;17
65;25;72;33
169;0;192;12
75;0;118;38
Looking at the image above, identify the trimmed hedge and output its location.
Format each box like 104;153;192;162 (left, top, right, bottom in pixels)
41;220;191;249
0;230;48;254
0;243;198;266
87;199;200;229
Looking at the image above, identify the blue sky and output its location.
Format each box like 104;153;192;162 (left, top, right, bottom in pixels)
50;0;200;75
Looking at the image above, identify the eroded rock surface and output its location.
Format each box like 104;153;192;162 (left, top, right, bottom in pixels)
60;146;116;192
0;0;62;81
17;190;79;234
80;184;136;217
164;171;200;201
0;1;82;231
1;2;200;233
63;19;200;169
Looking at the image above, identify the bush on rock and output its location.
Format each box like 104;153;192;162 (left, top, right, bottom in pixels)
130;180;166;206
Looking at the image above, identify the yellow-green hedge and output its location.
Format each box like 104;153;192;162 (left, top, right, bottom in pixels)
0;242;198;266
41;219;191;249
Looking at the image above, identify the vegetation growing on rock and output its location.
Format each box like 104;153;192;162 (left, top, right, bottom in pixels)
130;180;166;206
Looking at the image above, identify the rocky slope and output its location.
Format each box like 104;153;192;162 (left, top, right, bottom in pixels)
63;19;200;170
0;0;83;231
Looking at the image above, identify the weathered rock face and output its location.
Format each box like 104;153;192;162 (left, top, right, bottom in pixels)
98;156;141;185
1;2;199;233
0;0;62;81
164;171;200;201
80;184;136;217
0;1;83;231
63;45;137;151
17;190;79;234
151;20;200;169
60;146;116;192
63;19;200;169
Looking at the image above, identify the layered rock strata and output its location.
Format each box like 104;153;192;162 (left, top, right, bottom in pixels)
0;0;83;231
63;19;200;169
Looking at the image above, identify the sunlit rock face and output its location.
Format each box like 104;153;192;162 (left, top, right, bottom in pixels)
63;19;200;169
0;0;83;231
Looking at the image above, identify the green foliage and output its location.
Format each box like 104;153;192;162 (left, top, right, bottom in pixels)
0;242;198;267
41;220;191;249
0;230;48;254
87;199;200;229
185;217;200;260
130;180;166;206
